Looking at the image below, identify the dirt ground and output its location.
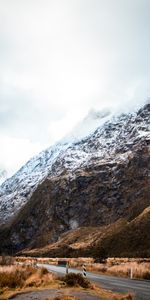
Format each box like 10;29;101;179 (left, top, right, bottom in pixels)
10;288;103;300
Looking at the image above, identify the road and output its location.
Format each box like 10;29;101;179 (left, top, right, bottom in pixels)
37;263;150;300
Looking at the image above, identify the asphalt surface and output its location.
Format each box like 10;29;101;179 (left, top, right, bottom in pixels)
37;263;150;300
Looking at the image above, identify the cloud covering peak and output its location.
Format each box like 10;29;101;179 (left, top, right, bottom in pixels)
0;0;150;177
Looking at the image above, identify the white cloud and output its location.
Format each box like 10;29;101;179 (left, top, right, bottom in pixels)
0;134;43;177
0;0;150;177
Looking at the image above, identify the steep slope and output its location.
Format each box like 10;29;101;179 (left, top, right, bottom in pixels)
0;109;111;225
0;142;69;225
0;103;149;255
20;206;150;258
101;206;150;257
0;104;149;226
0;169;7;185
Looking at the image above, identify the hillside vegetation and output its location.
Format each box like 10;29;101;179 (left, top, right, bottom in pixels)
20;206;150;258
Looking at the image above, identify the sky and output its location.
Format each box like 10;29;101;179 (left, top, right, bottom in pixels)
0;0;150;178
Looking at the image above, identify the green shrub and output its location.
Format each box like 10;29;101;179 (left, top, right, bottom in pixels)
63;273;91;288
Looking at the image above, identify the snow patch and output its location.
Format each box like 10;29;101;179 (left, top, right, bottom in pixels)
69;219;79;230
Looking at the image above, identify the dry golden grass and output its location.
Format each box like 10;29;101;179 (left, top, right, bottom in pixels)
0;265;16;273
90;283;134;300
0;264;59;299
0;265;37;289
106;262;150;280
24;267;57;288
14;256;94;267
85;261;150;280
0;262;135;300
0;255;14;266
12;256;150;280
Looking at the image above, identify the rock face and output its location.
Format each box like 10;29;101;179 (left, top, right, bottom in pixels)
0;103;149;254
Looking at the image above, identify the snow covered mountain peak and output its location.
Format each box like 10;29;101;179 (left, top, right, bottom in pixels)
63;108;112;143
0;103;149;225
0;169;7;186
84;108;111;120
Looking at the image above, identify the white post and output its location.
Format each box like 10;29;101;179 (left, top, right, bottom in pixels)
83;264;86;277
66;262;69;274
130;267;133;279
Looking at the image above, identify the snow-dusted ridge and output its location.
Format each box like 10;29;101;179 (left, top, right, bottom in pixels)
0;142;70;224
0;169;7;186
0;103;149;225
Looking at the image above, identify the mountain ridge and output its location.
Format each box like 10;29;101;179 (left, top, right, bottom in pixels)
0;102;149;256
0;103;149;225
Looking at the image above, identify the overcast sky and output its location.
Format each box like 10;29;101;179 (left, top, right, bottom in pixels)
0;0;150;177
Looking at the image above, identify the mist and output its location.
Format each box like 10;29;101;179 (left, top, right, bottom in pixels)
0;0;150;178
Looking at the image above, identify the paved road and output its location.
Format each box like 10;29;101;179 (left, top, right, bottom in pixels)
37;263;150;300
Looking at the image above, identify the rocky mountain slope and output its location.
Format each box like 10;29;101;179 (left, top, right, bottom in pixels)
0;109;111;225
21;206;150;258
0;103;149;256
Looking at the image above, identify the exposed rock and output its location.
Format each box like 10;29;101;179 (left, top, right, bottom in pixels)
0;103;149;255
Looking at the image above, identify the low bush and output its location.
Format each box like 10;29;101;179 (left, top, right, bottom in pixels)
0;265;36;289
0;255;14;266
0;269;24;288
39;267;49;276
142;271;150;280
63;273;91;288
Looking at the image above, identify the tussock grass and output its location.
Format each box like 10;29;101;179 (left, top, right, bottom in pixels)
92;284;134;300
0;265;37;289
7;256;150;281
106;262;150;280
86;261;150;280
63;273;91;288
63;257;149;280
0;255;14;266
14;256;94;267
0;262;135;300
13;256;150;280
0;264;58;298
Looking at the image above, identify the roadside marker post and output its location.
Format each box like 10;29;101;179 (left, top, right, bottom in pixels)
66;262;69;274
130;267;133;279
83;264;86;277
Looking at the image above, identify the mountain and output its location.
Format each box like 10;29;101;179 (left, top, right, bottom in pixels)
20;206;150;258
0;103;149;256
0;169;7;186
0;108;111;226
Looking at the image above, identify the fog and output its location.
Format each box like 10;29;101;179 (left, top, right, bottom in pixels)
0;0;150;177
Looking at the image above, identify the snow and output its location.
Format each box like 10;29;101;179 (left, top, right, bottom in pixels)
0;170;7;185
69;219;79;230
63;108;112;143
0;104;149;225
137;130;150;138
